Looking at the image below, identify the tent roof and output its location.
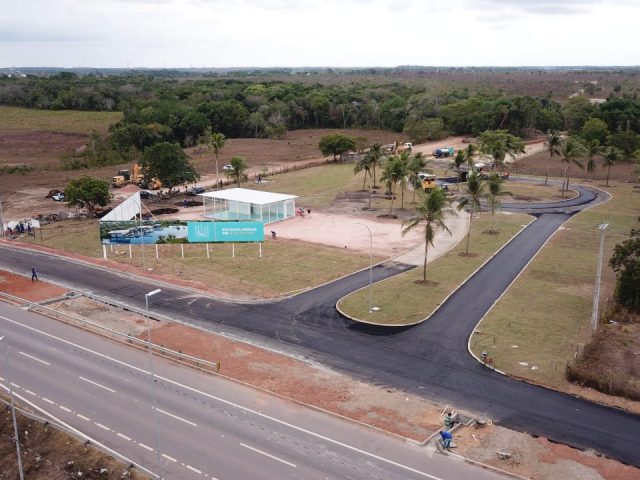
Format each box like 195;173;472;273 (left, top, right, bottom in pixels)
200;188;297;205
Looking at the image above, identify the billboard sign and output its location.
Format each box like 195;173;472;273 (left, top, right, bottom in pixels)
187;221;264;243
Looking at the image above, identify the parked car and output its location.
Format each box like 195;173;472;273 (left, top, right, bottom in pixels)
139;190;153;199
52;192;65;202
186;186;206;196
222;164;234;172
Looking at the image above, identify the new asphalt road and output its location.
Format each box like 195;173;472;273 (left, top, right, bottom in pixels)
0;302;505;480
1;180;638;468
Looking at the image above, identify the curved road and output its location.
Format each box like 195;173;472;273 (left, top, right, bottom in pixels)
1;181;638;468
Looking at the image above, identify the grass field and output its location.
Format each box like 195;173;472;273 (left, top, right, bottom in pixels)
0;106;121;134
338;212;532;325
470;182;639;389
22;219;379;298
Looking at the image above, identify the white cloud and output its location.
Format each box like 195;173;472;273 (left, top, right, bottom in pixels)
0;0;638;67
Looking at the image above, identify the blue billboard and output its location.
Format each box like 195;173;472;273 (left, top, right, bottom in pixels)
187;221;264;243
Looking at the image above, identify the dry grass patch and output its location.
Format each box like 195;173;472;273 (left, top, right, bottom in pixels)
0;106;121;134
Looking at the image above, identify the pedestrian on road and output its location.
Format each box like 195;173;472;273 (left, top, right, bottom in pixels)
307;208;311;217
271;231;276;239
440;430;453;449
444;412;455;430
31;267;38;282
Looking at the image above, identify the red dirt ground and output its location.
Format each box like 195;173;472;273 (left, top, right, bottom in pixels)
0;270;68;302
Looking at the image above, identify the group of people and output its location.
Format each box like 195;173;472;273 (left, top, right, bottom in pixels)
439;412;457;451
5;222;34;237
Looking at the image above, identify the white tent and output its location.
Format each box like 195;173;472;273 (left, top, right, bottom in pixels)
101;192;141;222
200;188;297;224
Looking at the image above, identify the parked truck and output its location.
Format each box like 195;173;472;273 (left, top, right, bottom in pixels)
433;147;455;158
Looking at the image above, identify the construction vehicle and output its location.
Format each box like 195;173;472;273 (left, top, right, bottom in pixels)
419;173;438;192
383;142;413;154
433;147;455;158
111;164;145;188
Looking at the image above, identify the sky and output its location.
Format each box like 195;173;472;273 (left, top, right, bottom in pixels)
1;0;639;68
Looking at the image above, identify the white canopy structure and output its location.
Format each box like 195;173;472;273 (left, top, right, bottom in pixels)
101;192;141;222
200;188;297;224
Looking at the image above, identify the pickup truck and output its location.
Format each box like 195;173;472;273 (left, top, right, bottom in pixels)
52;192;65;202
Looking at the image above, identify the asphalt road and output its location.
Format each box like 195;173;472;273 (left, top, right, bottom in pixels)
0;303;505;480
0;180;638;468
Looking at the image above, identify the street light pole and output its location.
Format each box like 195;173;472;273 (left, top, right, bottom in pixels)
355;223;374;313
144;289;162;479
0;336;25;480
591;223;608;332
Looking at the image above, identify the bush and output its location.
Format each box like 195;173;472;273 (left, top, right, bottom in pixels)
0;164;33;174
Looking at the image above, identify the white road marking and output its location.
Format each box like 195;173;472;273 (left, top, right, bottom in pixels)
79;376;117;393
138;442;154;452
240;443;296;468
10;382;21;389
0;315;444;480
162;453;177;462
18;351;50;365
186;465;202;474
156;408;197;427
25;389;36;396
95;422;111;431
42;397;55;405
117;432;132;441
59;405;72;413
77;414;90;421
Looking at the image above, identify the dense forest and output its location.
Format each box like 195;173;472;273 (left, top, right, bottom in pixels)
1;71;640;164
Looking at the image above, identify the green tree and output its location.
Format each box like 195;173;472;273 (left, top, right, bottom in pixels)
607;128;640;161
140;142;199;193
353;154;372;190
209;132;226;182
561;96;595;132
464;143;477;173
458;172;485;255
545;130;561;185
64;176;111;218
401;188;456;282
380;156;403;215
478;130;525;172
602;146;624;186
368;143;383;188
585;140;604;177
407;152;428;203
609;229;640;312
397;152;411;209
580;118;610;145
559;136;587;196
225;156;248;187
403;118;446;143
318;134;357;161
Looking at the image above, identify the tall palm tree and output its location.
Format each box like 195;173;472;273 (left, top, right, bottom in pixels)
368;143;383;188
602;146;623;186
458;172;485;255
225;156;248;187
354;153;372;190
464;143;477;174
402;189;456;282
209;132;226;183
407;152;428;203
585;140;603;179
486;173;508;233
559;136;587;197
380;156;403;215
545;130;561;185
451;149;466;190
397;151;411;209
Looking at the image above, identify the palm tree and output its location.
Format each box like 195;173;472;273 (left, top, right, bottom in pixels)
545;130;561;185
354;153;372;190
407;152;428;203
209;132;226;183
397;151;411;209
225;156;248;187
368;143;383;188
402;188;456;282
559;136;587;197
458;172;485;255
585;140;603;179
380;156;403;215
478;130;525;173
464;143;477;174
451;149;466;190
602;146;623;186
486;173;509;233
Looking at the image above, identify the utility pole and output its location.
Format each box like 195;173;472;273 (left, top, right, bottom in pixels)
591;223;608;332
355;223;374;313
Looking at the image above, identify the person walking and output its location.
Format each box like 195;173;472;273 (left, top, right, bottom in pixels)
31;267;38;282
440;430;453;450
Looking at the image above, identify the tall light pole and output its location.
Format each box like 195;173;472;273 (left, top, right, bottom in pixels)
591;223;608;332
0;336;25;480
144;289;162;479
355;223;374;313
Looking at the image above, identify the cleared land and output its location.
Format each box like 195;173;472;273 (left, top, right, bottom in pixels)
470;182;639;398
338;212;532;325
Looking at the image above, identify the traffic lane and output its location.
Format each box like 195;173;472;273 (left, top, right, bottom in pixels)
0;304;507;480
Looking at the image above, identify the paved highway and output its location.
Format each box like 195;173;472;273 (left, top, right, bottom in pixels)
0;181;638;468
0;303;505;479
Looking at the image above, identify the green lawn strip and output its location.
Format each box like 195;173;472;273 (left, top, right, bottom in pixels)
338;212;532;325
252;163;364;209
471;182;638;389
503;181;578;202
22;220;380;297
0;106;121;134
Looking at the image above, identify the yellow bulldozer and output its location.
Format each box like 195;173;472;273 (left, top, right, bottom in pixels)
111;164;146;188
